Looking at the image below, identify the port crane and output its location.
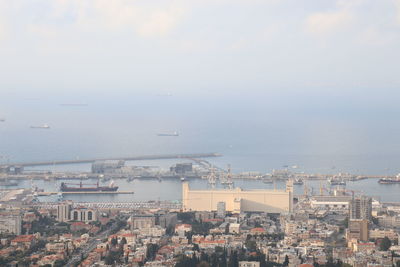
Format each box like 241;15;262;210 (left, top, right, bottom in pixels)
220;164;234;189
207;168;217;189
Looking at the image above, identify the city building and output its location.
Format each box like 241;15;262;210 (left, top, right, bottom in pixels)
229;223;240;234
182;181;293;213
155;211;177;228
0;212;21;235
130;215;155;229
57;201;97;223
57;201;72;222
310;195;351;211
70;207;97;222
239;261;260;267
350;196;372;220
217;202;226;218
347;219;369;242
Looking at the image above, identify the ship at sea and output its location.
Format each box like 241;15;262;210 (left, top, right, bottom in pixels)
157;131;179;137
378;174;400;184
30;123;50;129
60;180;118;192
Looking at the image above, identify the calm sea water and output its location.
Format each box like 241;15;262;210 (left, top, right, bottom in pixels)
0;177;398;202
1;93;400;202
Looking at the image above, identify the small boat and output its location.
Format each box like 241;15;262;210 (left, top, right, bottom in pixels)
180;177;186;182
263;179;273;184
328;178;346;186
293;178;304;185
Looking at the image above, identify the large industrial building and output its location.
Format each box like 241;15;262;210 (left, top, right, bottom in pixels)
182;182;293;214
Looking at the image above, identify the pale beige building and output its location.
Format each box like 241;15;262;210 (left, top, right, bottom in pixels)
0;212;21;235
239;261;260;267
182;181;293;213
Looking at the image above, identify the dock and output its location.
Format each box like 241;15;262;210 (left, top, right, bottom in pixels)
0;152;221;168
37;191;134;196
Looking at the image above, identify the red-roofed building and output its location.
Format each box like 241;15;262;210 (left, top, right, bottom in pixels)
250;228;266;235
37;254;64;266
11;235;36;249
23;212;38;223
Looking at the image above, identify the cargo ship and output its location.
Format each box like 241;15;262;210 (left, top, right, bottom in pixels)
378;174;400;184
60;180;118;192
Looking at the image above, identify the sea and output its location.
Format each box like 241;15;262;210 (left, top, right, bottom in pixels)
1;92;400;202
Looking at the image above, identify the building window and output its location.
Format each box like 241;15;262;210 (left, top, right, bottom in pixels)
88;211;93;221
73;211;78;221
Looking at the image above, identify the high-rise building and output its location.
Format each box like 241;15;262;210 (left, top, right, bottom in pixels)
217;202;226;218
57;201;73;222
349;196;372;220
347;219;369;242
130;215;155;229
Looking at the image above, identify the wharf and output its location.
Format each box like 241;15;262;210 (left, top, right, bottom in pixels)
37;191;134;196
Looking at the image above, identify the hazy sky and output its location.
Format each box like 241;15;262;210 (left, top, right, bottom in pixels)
0;0;399;97
1;1;400;172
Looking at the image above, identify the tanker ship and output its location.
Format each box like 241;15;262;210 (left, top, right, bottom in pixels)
60;180;118;192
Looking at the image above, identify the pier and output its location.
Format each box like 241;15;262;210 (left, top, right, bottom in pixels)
0;152;221;168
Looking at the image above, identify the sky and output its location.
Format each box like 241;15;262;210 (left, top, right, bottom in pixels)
0;0;399;97
1;0;400;173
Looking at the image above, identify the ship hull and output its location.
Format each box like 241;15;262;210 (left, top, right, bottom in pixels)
60;186;118;192
378;179;400;184
60;184;118;192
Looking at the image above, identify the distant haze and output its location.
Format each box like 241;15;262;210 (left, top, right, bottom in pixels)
0;1;399;174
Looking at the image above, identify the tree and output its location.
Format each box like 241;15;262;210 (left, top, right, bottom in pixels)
111;237;118;246
120;237;127;246
245;240;257;252
54;259;67;267
198;261;210;267
146;243;159;261
380;236;392;251
228;251;238;267
104;254;115;265
193;243;200;251
283;255;289;266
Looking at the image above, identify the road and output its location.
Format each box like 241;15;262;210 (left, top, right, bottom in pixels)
65;216;127;267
